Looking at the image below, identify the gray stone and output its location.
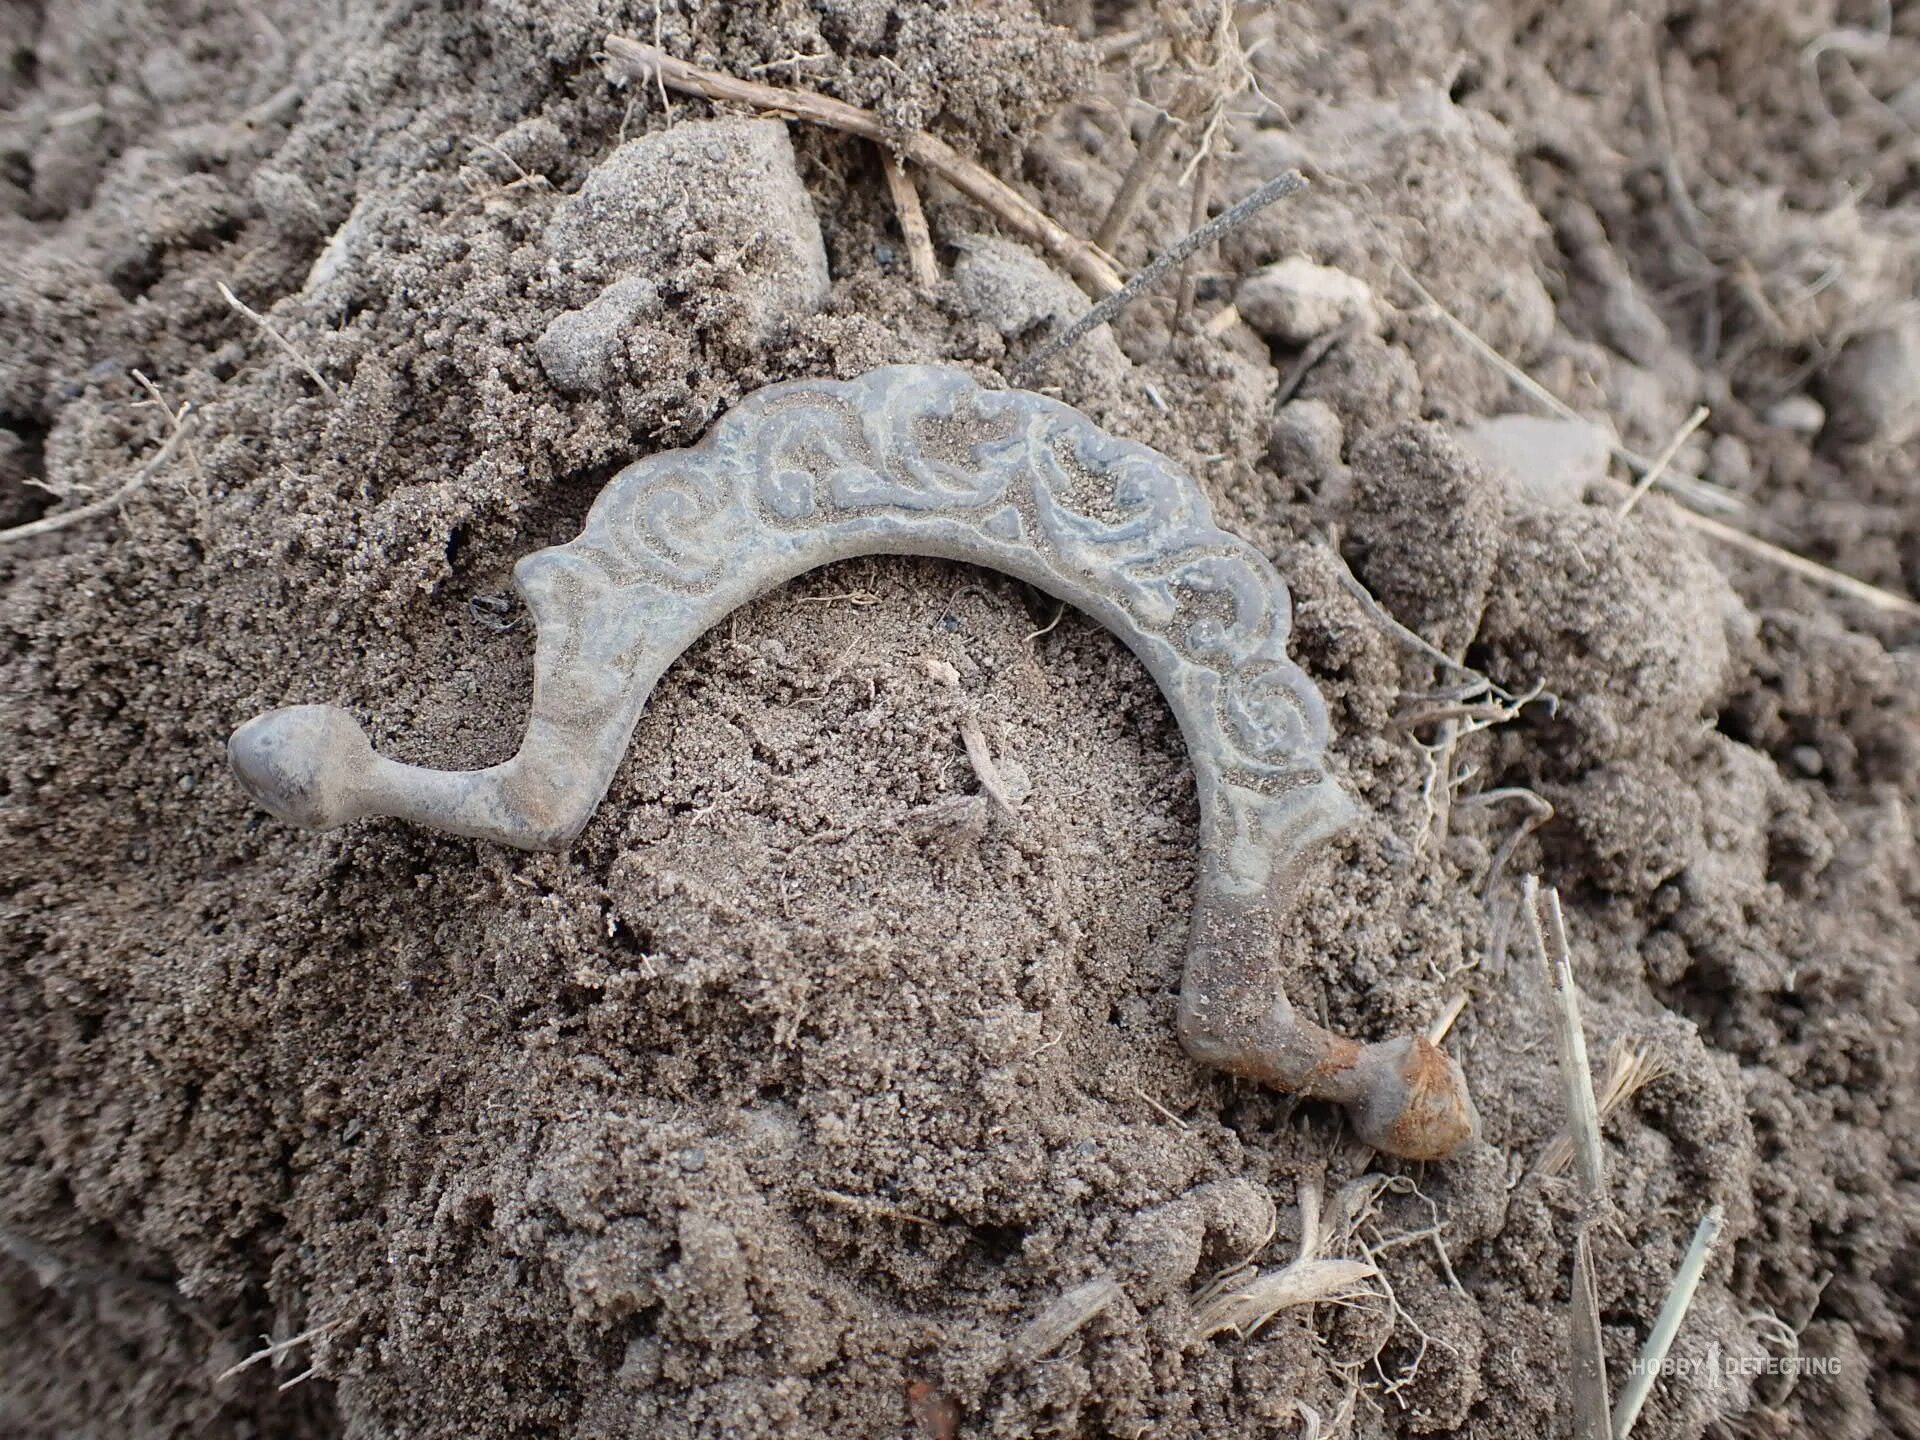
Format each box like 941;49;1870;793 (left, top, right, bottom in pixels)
1235;255;1379;346
1764;394;1826;436
544;118;829;344
952;236;1080;336
1267;398;1349;503
952;234;1126;375
1457;413;1612;508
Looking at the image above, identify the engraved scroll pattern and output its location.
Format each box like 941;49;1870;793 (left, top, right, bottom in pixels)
538;366;1332;788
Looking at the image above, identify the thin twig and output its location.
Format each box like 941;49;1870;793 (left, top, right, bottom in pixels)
878;148;939;287
1274;315;1362;407
0;423;191;545
1618;405;1710;517
1093;110;1179;252
130;369;211;546
1426;993;1470;1045
1012;170;1306;382
1613;1205;1725;1439
603;36;1123;297
215;281;335;398
1171;152;1215;335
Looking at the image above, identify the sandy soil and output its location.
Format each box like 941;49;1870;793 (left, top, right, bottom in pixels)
2;1;1916;1437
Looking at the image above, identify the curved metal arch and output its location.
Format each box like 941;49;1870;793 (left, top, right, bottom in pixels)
228;365;1477;1159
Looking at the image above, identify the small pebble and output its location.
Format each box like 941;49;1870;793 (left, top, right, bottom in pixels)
1764;394;1826;437
1789;745;1824;778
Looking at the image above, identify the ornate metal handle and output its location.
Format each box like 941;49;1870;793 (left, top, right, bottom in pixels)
229;365;1477;1159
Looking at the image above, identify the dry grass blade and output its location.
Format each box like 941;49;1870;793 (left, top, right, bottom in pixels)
1523;876;1614;1439
1618;405;1710;517
1192;1258;1380;1340
603;36;1123;297
1007;1276;1124;1363
1538;1040;1674;1177
1613;1204;1725;1439
1397;267;1736;516
1192;1175;1381;1341
1525;877;1608;1203
215;281;335;398
1426;992;1470;1045
1570;1232;1614;1440
1399;267;1920;618
1595;474;1920;618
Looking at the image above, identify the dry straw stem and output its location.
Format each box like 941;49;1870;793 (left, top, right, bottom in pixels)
1618;404;1710;517
1397;267;1738;517
1171;150;1216;334
877;147;939;287
603;35;1124;297
1523;876;1614;1440
1613;1203;1726;1440
1524;877;1608;1204
1193;1177;1382;1341
1093;109;1179;252
0;420;193;545
1570;1231;1614;1440
1007;1275;1125;1364
215;281;335;398
1598;473;1920;619
1538;1040;1674;1177
1401;267;1920;619
1426;991;1470;1045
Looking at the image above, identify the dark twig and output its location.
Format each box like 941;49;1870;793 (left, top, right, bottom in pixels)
1093;110;1179;253
1273;315;1362;407
1171;152;1216;335
1013;170;1306;383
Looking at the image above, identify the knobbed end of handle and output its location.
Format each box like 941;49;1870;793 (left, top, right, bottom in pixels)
1346;1036;1480;1161
229;704;375;830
